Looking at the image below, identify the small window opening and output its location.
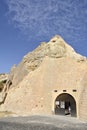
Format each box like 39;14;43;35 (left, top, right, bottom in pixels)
73;89;77;92
54;90;57;92
63;90;66;92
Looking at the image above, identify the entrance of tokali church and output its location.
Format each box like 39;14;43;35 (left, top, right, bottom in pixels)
55;93;76;117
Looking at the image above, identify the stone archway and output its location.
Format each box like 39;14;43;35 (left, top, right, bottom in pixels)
55;93;76;117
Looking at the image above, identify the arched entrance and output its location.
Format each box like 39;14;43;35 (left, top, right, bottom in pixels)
55;93;76;117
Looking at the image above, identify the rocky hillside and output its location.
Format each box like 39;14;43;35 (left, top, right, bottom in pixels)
0;74;8;90
0;35;87;121
0;74;8;82
8;35;86;87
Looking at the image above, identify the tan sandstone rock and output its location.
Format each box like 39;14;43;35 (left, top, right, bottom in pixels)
0;35;87;121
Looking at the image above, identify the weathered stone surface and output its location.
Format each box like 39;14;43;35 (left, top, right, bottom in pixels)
79;72;87;121
0;74;8;102
8;35;86;87
0;35;87;122
0;74;8;83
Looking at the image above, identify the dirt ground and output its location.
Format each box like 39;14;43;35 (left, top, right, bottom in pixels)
0;115;87;130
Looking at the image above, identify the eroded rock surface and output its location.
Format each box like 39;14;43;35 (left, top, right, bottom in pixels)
8;35;86;87
0;35;87;122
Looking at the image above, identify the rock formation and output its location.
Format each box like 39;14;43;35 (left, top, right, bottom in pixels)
0;35;87;121
0;74;8;103
7;35;86;87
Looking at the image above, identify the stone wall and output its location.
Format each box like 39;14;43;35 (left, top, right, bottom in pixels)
79;72;87;121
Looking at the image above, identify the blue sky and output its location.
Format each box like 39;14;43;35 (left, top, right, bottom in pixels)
0;0;87;73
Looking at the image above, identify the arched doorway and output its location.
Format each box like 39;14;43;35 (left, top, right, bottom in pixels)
55;93;76;117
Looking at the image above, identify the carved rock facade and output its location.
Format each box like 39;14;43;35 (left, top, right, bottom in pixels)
0;35;87;121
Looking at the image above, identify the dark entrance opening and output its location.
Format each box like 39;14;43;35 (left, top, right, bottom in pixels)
55;93;76;117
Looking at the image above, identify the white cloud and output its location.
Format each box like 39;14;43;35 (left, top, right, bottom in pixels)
6;0;87;40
